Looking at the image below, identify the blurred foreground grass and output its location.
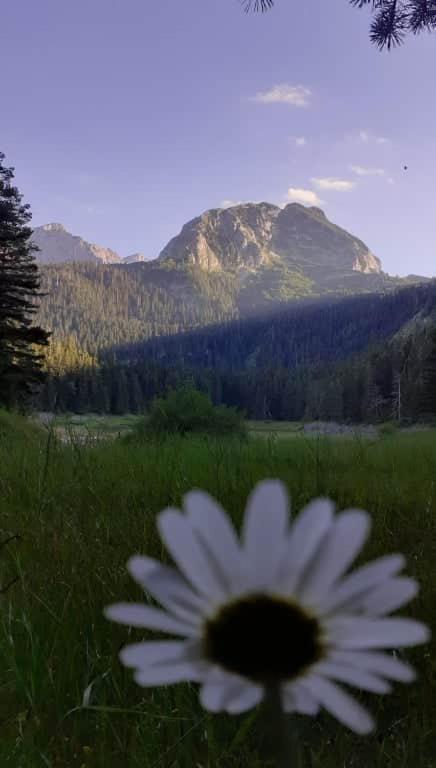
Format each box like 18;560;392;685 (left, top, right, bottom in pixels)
0;410;435;767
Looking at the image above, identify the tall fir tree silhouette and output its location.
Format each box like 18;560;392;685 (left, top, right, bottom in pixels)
0;152;49;407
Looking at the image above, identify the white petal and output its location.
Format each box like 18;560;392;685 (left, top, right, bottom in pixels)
313;661;391;693
134;661;204;686
327;617;430;649
199;668;238;712
321;555;406;614
120;640;189;668
158;508;226;601
359;578;419;616
299;510;370;606
184;490;247;593
242;480;289;590
127;555;207;623
282;682;320;715
278;498;334;594
104;603;198;637
225;683;263;714
301;676;374;734
328;650;416;683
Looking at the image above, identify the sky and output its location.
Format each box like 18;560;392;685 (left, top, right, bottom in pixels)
1;0;434;276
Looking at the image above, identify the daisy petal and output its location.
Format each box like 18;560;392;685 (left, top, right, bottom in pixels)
225;683;263;714
134;662;204;686
301;676;374;734
328;617;430;649
314;661;391;693
242;480;290;590
120;641;189;668
158;508;226;601
184;490;246;593
282;682;320;715
278;498;334;593
199;668;238;712
299;510;370;606
321;555;406;614
104;603;197;637
359;578;419;616
128;556;207;623
329;650;416;683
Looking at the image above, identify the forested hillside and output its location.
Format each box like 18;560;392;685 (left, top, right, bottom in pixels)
38;262;238;354
37;281;436;421
37;259;421;361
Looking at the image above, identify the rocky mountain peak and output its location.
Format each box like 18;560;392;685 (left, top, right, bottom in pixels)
32;224;122;265
158;202;280;272
123;252;153;264
41;223;67;233
158;201;382;277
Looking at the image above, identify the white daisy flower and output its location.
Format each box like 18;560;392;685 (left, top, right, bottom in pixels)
105;481;429;734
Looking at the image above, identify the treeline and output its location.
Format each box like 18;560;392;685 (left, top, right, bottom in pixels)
38;317;436;423
36;277;436;422
113;282;436;372
37;261;415;356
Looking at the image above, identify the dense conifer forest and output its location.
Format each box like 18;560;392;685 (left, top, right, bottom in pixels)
36;269;436;422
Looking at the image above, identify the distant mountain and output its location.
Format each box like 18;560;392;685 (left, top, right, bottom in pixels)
158;202;382;279
123;252;154;264
36;203;429;355
32;223;122;265
32;224;155;266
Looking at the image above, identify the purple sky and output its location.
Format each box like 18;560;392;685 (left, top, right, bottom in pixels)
1;0;434;275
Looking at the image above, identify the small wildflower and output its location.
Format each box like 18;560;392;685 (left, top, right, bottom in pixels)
106;481;429;734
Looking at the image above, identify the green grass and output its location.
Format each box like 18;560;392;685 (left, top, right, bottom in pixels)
0;413;435;767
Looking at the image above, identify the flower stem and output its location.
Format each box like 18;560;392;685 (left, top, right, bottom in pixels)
264;685;303;768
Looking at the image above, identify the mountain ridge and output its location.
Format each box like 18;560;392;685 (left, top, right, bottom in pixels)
157;202;383;279
32;224;152;265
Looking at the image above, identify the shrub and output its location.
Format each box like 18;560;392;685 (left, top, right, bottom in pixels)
135;387;246;438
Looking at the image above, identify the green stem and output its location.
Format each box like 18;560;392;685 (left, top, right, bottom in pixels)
264;685;303;768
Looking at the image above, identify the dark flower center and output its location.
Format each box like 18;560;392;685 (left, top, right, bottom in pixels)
203;593;323;683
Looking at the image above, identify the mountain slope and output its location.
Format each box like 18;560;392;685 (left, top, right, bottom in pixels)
116;281;436;372
32;224;149;265
32;223;122;264
158;202;382;280
35;202;428;355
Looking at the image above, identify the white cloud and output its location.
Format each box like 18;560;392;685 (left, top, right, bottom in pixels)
294;136;307;147
285;187;323;205
312;177;356;192
220;199;260;208
220;199;245;208
251;84;311;107
387;177;395;185
355;130;390;145
350;165;385;177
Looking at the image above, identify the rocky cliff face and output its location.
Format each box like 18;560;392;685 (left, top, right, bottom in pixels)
158;203;280;272
33;203;382;290
158;202;382;278
123;252;153;264
32;224;122;264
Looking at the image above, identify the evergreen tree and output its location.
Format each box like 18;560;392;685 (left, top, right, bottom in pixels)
420;329;436;418
244;0;436;49
0;152;49;406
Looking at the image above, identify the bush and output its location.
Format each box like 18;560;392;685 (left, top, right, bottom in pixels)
135;387;246;438
378;421;399;437
0;408;44;445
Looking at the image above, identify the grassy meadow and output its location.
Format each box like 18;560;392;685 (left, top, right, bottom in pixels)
0;410;435;767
